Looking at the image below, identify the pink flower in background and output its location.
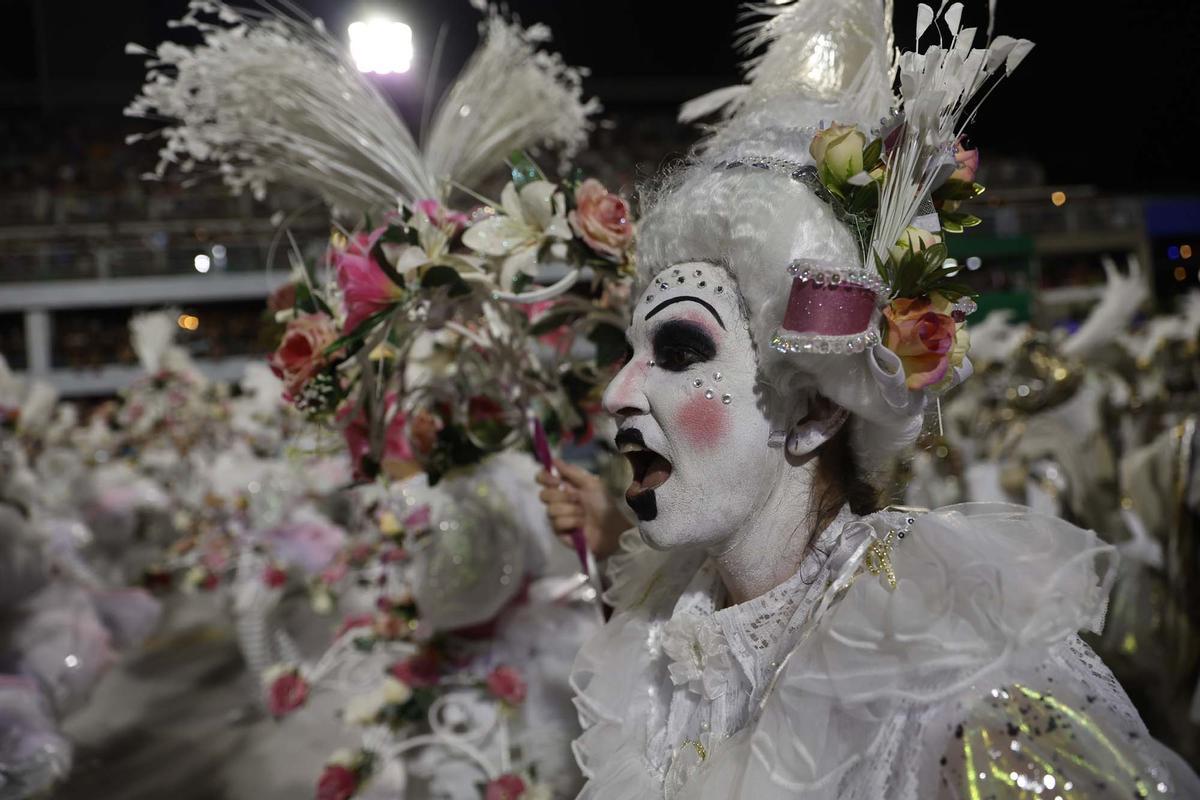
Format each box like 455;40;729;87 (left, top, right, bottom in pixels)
335;614;374;640
340;394;419;480
334;227;404;333
524;300;573;355
262;565;288;588
486;665;527;705
568;179;633;260
389;651;441;688
319;561;348;586
262;515;347;576
269;312;340;398
950;140;980;183
316;764;358;800
414;199;469;233
267;282;297;313
403;505;431;531
485;773;527;800
267;670;309;717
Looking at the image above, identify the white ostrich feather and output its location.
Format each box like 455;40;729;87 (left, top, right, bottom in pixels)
1061;255;1147;360
129;309;180;374
127;0;597;213
682;0;895;131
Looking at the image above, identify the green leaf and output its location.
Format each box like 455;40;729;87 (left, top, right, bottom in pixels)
420;266;471;298
508;151;546;191
862;138;883;171
922;243;949;271
932;179;979;202
940;217;964;234
529;309;582;336
326;307;392;355
370;240;407;290
959;214;982;228
847;180;879;215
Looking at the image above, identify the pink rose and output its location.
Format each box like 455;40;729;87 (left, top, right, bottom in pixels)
389;651;441;688
334;227;404;333
269;313;341;398
486;665;527;705
950;140;979;183
267;670;309;717
883;297;958;390
568;179;633;260
316;764;358;800
414;199;469;233
485;773;527;800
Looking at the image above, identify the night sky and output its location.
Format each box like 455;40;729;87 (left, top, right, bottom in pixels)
2;0;1198;194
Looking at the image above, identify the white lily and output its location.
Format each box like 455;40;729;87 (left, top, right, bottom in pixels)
462;181;572;290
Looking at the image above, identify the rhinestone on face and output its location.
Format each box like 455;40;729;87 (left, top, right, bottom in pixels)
716;286;724;293
649;360;656;367
677;276;685;284
694;269;703;277
722;394;732;404
704;390;714;400
698;281;706;288
645;294;654;303
713;371;722;381
659;282;669;290
693;379;703;388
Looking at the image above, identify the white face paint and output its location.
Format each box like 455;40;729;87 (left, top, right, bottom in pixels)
602;262;782;551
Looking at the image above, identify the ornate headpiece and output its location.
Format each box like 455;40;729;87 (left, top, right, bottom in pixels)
685;0;1032;395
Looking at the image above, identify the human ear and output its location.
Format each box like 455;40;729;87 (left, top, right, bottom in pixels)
784;393;848;458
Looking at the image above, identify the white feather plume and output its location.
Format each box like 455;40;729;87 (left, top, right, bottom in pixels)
683;0;895;131
1061;255;1147;360
422;2;599;193
870;5;1033;267
129;309;181;374
127;0;597;213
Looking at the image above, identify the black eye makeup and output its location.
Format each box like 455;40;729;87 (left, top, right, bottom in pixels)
650;319;717;372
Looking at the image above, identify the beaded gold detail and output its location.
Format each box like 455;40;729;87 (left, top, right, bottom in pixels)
681;738;708;762
864;530;898;590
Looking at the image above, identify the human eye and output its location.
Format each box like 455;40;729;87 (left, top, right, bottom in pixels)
651;320;717;372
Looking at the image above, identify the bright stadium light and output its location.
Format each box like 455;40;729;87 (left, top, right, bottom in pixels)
348;19;413;74
194;253;211;273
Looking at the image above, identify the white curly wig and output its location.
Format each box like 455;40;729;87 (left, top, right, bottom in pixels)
636;140;926;484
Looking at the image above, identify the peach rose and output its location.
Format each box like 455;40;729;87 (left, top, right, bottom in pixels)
269;312;340;398
568;179;633;260
883;296;958;390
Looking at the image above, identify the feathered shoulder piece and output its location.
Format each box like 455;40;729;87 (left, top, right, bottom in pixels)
126;0;598;213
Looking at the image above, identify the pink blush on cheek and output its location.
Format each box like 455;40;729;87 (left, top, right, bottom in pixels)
677;393;729;450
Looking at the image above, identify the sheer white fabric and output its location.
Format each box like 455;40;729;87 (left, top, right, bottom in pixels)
571;503;1200;798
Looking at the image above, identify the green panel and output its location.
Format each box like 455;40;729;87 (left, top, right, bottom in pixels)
970;291;1031;323
947;235;1035;258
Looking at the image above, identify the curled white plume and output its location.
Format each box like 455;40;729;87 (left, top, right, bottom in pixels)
1061;254;1147;360
129;309;180;374
871;4;1033;265
966;309;1028;367
682;0;894;131
126;0;597;213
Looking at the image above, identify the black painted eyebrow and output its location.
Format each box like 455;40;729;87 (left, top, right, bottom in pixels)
643;295;726;330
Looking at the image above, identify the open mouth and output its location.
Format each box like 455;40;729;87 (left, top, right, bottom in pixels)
616;430;673;503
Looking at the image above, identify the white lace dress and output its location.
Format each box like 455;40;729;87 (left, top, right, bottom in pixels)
571;503;1200;799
